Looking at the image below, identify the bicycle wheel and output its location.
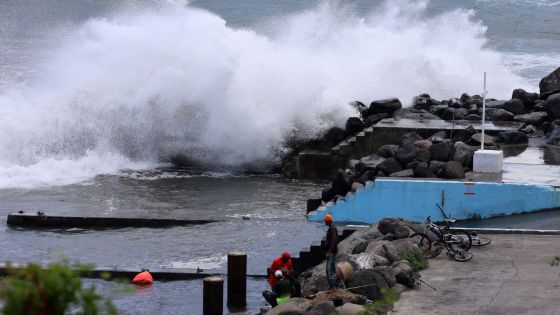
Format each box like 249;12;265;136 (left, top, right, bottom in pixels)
470;233;491;246
409;233;432;257
428;242;444;259
447;230;472;252
452;250;473;262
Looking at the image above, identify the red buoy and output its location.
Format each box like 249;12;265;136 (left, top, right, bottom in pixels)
132;271;154;285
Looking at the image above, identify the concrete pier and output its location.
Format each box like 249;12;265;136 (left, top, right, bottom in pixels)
394;234;560;314
6;212;221;229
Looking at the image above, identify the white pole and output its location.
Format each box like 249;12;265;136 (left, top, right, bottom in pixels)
481;72;487;151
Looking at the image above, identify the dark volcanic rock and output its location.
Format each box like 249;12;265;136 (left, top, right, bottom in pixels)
414;140;433;151
355;154;384;173
393;108;441;120
416;150;431;162
452;141;476;168
377;157;402;175
540;66;560;94
307;199;322;213
392;261;416;287
452;126;475;142
376;144;399;158
512;89;538;109
438;161;465;179
544;93;560;120
323;127;346;148
395;142;418;165
378;218;400;235
429;161;446;174
361;170;377;183
429;104;448;116
394;226;411;239
503;98;526;115
464;114;481;121
441;108;468;120
345;117;365;136
485;100;506;109
332;171;352;196
321;187;335;202
365;113;390;126
389;169;414;177
495;131;529;145
398;132;423;145
483;108;514;121
514;111;548;126
545;125;560;145
429;142;452;162
369;98;403;114
347;268;395;300
414;163;435;178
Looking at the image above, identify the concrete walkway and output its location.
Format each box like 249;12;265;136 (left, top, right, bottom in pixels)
394;234;560;315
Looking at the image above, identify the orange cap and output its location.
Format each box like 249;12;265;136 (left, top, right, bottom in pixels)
323;214;333;223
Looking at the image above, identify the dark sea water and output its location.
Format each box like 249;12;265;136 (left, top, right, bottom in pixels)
0;0;559;313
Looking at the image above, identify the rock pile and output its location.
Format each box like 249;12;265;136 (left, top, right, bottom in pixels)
265;218;423;315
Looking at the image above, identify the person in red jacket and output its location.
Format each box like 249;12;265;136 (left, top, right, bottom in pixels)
268;251;292;288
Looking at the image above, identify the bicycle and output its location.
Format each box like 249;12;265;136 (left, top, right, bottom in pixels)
410;216;473;262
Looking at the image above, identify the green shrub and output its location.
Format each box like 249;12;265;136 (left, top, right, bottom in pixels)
0;260;117;315
396;246;428;270
360;287;399;315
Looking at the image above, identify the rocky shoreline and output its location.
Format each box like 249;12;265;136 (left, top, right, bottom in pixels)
265;67;560;314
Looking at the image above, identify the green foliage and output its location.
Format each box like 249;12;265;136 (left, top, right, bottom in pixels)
397;246;428;270
360;287;399;315
549;256;560;267
0;260;117;315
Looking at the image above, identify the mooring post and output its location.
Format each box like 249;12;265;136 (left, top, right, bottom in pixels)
203;276;223;315
227;251;247;309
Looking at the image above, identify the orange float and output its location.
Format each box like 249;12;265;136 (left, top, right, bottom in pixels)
132;271;154;285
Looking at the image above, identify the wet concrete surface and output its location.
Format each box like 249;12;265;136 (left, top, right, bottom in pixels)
394;234;560;315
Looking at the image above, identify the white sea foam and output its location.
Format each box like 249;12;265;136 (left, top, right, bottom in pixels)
0;0;530;188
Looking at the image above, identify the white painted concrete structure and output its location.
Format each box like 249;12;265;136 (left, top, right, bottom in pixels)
473;150;504;173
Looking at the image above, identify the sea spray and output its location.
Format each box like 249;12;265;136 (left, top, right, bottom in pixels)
0;0;528;187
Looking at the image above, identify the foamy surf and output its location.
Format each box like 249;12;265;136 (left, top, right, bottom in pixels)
0;0;532;188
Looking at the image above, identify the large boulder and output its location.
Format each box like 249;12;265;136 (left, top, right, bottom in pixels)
337;237;369;256
544;93;560;120
355;154;384;174
495;131;529;145
485;100;506;109
429;160;446;174
348;253;389;269
414;140;433;151
369;98;402;114
512;89;538;109
347;267;396;300
266;298;311;315
391;260;417;287
389;169;414;177
323;127;346;148
392;108;441;120
483;108;514;121
438;161;465;179
321;187;335;202
416;150;431;163
514;111;549;126
395;142;418;165
377;218;401;235
365;240;398;263
307;302;337;315
332;171;352;196
452;141;476;168
301;263;329;296
539;67;560;94
345;117;365;137
376;144;398;158
429;142;452;162
364;113;390;126
503;98;526;115
452;125;475;143
471;133;495;146
377;157;402;176
398;132;423;145
413;163;435;178
441;108;468;120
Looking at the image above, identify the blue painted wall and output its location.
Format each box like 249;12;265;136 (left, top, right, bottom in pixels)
307;179;560;224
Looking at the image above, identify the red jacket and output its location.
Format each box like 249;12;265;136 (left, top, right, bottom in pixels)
268;257;292;287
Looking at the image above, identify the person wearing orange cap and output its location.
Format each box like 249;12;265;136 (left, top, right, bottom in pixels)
267;251;292;288
324;214;338;289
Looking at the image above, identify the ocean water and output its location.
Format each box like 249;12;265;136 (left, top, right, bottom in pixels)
0;0;559;313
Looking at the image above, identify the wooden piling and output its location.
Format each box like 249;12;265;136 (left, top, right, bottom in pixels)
227;251;247;309
203;276;223;315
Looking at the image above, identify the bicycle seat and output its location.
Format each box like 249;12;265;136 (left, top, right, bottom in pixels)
444;219;456;223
